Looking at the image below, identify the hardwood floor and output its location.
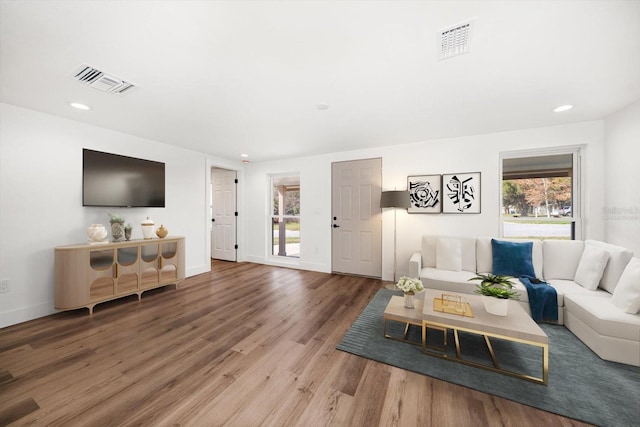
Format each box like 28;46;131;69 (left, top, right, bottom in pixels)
0;261;592;426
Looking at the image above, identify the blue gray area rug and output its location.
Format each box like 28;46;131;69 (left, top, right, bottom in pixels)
337;289;639;427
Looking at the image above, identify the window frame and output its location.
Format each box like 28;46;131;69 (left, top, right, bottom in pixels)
499;146;582;240
268;173;301;260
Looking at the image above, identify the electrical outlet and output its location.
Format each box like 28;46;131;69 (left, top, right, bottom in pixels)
0;279;9;293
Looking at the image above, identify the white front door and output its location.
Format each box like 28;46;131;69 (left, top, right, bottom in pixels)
211;168;237;261
331;158;382;277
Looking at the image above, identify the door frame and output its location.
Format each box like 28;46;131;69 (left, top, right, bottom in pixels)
211;167;238;261
205;159;243;269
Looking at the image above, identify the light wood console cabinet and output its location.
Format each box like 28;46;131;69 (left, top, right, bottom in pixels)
55;236;185;314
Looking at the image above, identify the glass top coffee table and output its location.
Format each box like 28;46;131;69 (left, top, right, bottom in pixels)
421;289;549;385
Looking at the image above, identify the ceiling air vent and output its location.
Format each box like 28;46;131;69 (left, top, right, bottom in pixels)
438;20;474;60
72;65;137;96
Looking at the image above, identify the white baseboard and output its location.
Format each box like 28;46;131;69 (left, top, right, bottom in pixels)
1;301;55;329
299;261;331;273
243;255;330;273
187;264;210;277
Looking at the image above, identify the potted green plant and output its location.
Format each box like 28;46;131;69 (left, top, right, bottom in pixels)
468;273;519;316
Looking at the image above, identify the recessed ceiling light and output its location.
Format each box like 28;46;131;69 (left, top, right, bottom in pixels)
240;154;249;158
316;103;329;110
70;102;91;110
553;104;573;113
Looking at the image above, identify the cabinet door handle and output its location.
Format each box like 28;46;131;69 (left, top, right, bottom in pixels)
114;263;118;278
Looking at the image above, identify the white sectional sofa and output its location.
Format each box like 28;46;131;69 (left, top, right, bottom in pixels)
408;235;640;366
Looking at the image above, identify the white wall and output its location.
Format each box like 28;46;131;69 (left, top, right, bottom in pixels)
604;100;640;255
243;121;606;280
0;101;619;328
0;103;239;328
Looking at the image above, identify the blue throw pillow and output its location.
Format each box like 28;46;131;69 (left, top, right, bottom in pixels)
491;239;536;277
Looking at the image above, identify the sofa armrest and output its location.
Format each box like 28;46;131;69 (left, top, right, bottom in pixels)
409;252;422;279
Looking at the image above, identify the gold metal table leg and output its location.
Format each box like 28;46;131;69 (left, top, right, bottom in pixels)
384;317;422;346
484;335;499;369
421;320;549;385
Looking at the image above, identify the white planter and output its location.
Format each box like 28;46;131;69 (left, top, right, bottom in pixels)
404;292;415;309
482;295;509;316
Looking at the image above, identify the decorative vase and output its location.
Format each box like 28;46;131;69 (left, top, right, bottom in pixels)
110;221;125;242
87;224;108;244
156;224;168;239
141;217;155;239
482;295;509;316
124;227;132;241
404;292;415;309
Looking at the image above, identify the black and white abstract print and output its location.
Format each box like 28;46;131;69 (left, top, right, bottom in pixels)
407;175;441;213
442;172;481;213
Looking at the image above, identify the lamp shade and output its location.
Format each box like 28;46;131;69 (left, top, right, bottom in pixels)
380;190;410;208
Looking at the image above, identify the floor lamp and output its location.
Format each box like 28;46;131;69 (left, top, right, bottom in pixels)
380;190;410;290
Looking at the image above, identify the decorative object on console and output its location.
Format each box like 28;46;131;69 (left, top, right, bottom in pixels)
469;273;519;316
156;224;168;239
141;217;155;239
108;212;125;242
442;172;481;213
395;276;424;308
407;175;441;213
87;224;108;244
124;224;132;241
380;190;411;289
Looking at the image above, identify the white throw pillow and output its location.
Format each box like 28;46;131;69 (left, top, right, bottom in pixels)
611;258;640;314
436;238;462;272
574;245;609;290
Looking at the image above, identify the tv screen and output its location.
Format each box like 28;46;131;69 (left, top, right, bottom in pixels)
83;149;165;207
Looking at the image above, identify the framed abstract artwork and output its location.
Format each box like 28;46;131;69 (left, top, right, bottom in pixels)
442;172;481;214
407;175;442;213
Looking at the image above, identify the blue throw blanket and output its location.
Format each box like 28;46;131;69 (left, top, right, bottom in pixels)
519;276;558;322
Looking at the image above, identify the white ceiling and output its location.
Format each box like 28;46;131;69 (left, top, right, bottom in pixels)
1;1;639;162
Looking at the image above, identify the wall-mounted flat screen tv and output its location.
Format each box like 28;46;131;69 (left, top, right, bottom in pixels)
83;149;165;207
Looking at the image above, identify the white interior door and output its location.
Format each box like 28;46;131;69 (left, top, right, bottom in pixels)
211;168;237;261
331;158;382;277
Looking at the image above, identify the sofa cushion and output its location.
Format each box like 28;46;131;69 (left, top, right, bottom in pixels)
543;240;584;280
436;237;462;271
491;239;536;277
574;245;609;290
421;235;437;268
611;257;640;314
418;267;478;295
546;279;610;307
422;235;476;272
585;240;634;293
564;293;640;341
477;237;543;278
